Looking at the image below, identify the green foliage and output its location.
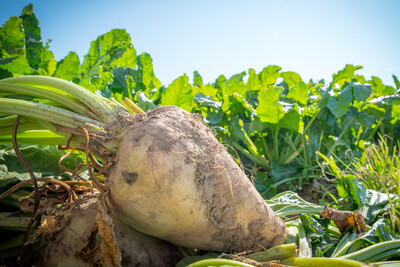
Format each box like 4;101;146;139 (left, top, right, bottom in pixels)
1;3;399;195
0;145;86;185
318;143;400;232
161;74;193;112
1;4;400;265
54;51;80;81
267;192;400;261
1;3;399;190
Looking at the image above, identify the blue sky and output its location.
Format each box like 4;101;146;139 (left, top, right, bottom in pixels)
1;0;399;86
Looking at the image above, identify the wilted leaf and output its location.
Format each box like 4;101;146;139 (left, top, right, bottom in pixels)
266;191;324;217
75;200;122;267
320;205;366;233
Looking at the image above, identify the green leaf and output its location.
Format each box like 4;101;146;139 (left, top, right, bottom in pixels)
283;71;308;105
54;51;80;81
0;57;31;78
331;64;363;87
193;70;203;87
0;16;25;58
37;41;57;76
327;86;353;118
269;162;302;183
259;65;281;86
161;74;193;112
77;29;136;92
266;191;324;217
299;214;334;256
247;68;262;92
137;52;161;92
221;92;253;114
109;44;137;69
256;86;283;124
219;73;250;113
19;3;43;70
347;82;372;102
80;29;136;73
214;74;226;90
360;189;399;224
0;144;86;183
175;253;220;267
230;116;258;156
136;91;156;112
393;74;400;90
370;76;395;97
337;174;367;208
108;67;135;101
193;84;218;99
391;100;400;124
279;106;303;132
222;72;247;97
193;93;221;110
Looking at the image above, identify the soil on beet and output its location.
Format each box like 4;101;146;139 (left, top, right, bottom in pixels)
40;193;183;266
106;106;287;252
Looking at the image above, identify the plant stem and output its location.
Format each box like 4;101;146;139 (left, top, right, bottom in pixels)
338;240;400;262
0;98;105;132
0;130;67;145
231;142;270;170
246;243;297;262
0;83;98;119
262;135;273;162
327;117;355;157
273;124;279;161
187;259;254;267
0;76;120;124
281;257;365;266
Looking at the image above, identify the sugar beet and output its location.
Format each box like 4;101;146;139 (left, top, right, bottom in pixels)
106;106;288;252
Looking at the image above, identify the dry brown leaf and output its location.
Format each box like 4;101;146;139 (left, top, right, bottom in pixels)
320;205;366;233
75;198;121;267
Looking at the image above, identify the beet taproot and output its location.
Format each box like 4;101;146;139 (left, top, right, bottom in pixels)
40;194;183;266
106;106;288;252
0;76;288;256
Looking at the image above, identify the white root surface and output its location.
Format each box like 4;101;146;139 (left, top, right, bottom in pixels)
106;106;288;252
